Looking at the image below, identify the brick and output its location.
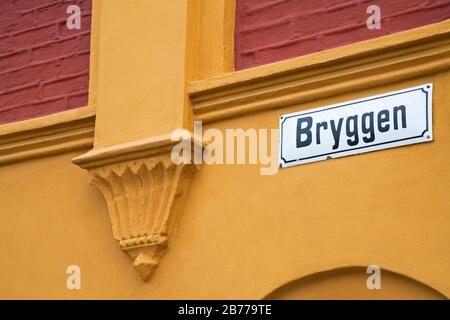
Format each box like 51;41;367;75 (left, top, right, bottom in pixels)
0;73;8;87
291;5;362;38
13;0;63;11
13;24;58;49
0;1;17;21
42;72;89;98
375;0;425;13
0;0;91;124
79;33;91;51
322;23;385;49
79;0;92;13
0;50;30;72
0;0;16;11
0;85;40;108
235;0;450;70
66;91;88;109
58;52;90;76
324;0;361;7
32;37;80;62
237;0;329;28
246;35;322;69
384;3;450;35
7;61;59;88
0;10;36;35
12;97;66;121
36;2;69;24
239;20;294;53
0;108;14;124
0;36;12;54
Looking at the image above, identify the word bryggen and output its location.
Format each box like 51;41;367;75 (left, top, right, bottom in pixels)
279;84;433;167
296;105;407;150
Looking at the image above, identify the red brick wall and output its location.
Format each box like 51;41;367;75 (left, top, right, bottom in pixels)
235;0;450;70
0;0;91;124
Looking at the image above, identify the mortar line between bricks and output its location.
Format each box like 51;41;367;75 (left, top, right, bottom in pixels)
240;2;450;55
0;31;90;58
0;70;89;96
5;13;92;38
0;49;91;77
241;0;372;32
0;89;89;113
240;0;443;34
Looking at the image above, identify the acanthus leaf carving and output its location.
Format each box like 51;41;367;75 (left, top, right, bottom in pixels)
73;136;198;281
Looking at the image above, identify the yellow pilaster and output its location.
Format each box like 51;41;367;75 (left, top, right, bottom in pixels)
93;0;193;147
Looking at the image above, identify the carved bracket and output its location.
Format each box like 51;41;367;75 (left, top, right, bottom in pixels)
73;135;198;280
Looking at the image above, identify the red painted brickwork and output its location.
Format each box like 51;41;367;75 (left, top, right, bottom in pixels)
0;0;91;124
235;0;450;70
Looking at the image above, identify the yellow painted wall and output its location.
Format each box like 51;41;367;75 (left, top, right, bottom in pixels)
1;72;449;299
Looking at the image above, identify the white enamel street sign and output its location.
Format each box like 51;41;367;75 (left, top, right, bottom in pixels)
279;83;433;168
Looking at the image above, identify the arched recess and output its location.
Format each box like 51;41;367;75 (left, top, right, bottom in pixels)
264;267;447;300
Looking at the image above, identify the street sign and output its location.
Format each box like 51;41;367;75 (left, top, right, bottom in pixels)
279;84;433;168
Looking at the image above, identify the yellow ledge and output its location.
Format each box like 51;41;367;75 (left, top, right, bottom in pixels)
0;106;95;166
73;134;177;169
189;20;450;123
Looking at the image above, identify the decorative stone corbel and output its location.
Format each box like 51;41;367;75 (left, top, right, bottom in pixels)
72;135;198;280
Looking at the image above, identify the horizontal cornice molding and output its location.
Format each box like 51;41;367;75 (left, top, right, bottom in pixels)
73;134;206;170
189;20;450;123
73;135;184;169
0;106;95;166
